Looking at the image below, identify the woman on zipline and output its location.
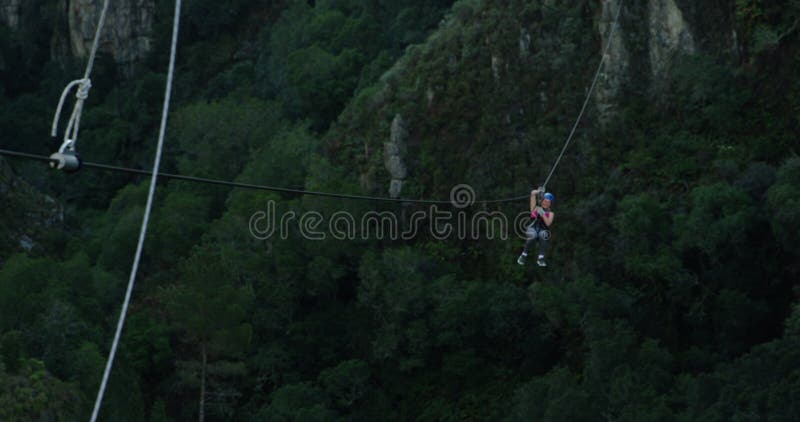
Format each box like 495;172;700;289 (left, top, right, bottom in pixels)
518;188;554;267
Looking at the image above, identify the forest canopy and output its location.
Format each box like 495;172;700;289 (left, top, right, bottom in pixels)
0;0;799;420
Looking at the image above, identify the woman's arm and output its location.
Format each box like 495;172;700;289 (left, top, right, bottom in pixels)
530;189;539;215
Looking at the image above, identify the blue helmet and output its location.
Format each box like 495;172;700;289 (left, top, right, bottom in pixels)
543;192;554;202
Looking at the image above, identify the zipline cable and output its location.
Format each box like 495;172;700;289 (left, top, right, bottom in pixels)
90;0;181;419
50;0;111;155
541;0;624;190
0;148;529;204
7;3;627;209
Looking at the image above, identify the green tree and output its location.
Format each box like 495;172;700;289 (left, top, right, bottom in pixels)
172;97;283;182
318;359;370;410
0;358;79;420
767;158;800;255
676;183;755;259
257;382;336;421
161;246;254;421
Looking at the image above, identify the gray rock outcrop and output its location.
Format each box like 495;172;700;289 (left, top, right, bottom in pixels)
648;0;695;82
384;114;408;198
595;0;700;123
67;0;154;75
595;0;631;124
0;0;21;30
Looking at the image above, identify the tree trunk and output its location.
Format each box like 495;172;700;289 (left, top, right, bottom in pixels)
199;343;207;422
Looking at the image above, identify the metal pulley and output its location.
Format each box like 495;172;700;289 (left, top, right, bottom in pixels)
49;150;82;173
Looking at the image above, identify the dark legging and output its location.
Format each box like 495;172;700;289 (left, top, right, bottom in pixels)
523;225;549;257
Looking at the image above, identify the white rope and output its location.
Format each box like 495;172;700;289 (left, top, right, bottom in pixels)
541;0;624;190
51;0;110;151
51;79;84;137
90;0;182;419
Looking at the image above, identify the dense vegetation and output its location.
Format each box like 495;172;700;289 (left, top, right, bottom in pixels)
1;0;799;420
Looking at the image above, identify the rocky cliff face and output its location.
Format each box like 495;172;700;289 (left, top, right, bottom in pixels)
67;0;154;75
322;1;743;195
648;0;695;81
595;0;631;123
384;114;409;198
594;0;735;121
1;0;154;75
